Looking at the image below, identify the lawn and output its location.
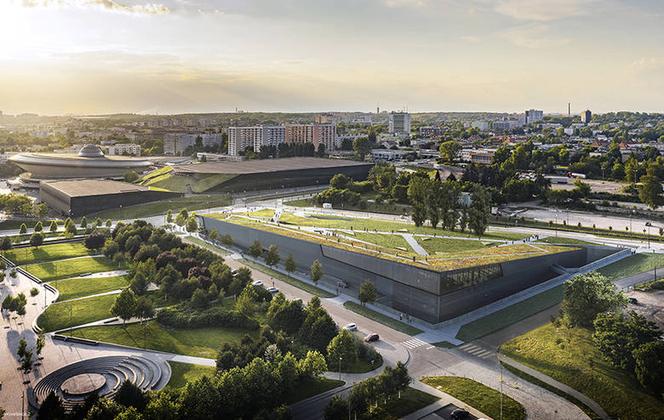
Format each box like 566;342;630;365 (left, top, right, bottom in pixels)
24;256;120;281
455;285;564;342
240;258;335;298
285;377;345;404
348;232;411;251
421;376;526;420
2;242;91;265
183;236;230;256
69;320;258;358
343;354;383;373
500;323;664;420
382;387;439;418
38;293;118;332
51;275;129;301
142;173;235;193
537;236;599;246
89;194;231;220
415;236;488;254
343;301;423;335
598;253;664;281
166;361;217;389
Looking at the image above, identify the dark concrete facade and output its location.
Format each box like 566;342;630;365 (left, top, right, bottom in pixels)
199;216;615;323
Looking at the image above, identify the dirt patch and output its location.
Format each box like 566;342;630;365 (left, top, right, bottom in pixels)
626;290;664;331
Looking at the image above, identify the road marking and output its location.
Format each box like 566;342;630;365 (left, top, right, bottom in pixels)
402;338;428;349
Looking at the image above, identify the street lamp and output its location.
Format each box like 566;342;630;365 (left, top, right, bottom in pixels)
645;222;652;248
338;357;342;380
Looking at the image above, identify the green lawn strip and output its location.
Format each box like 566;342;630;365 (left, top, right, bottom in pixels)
240;259;335;298
500;362;601;420
347;232;411;251
183;236;230;257
343;301;423;335
500;323;664;419
284;199;310;207
536;237;599;246
421;376;526;420
50;275;129;301
166;361;217;389
38;293;118;332
381;387;439;418
635;277;664;291
415;236;488;254
24;256;120;282
68;320;258;358
342;354;383;374
2;242;90;265
247;209;276;219
455;285;564;342
285;377;345;404
598;253;664;281
88;194;231;220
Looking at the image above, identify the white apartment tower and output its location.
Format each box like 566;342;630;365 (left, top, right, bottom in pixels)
388;112;411;136
525;109;544;124
227;126;285;156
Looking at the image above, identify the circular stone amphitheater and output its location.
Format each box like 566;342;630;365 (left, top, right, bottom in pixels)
31;355;170;409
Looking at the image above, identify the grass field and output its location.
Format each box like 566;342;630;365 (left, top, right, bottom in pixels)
343;354;383;373
51;275;129;301
598;252;664;281
500;323;664;420
285;377;345;404
343;301;423;335
38;293;118;332
142;172;235;193
455;285;564;342
2;242;90;265
24;256;120;282
69;320;258;358
416;236;488;254
183;236;230;256
89;194;231;220
349;232;411;251
166;361;217;389
422;376;526;420
537;236;599;246
382;387;439;418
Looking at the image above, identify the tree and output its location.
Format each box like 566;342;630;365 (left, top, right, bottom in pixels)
265;245;280;267
468;185;491;237
38;392;65;420
175;210;188;227
633;341;664;394
638;173;663;209
21;349;33;374
562;272;626;327
593;311;660;370
298;350;328;379
327;329;358;370
95;217;102;227
0;236;11;250
209;229;219;242
34;221;43;232
80;216;87;229
186;216;198;233
111;289;137;325
115;380;147;410
134;297;155;323
66;221;77;236
285;254;296;274
358;281;378;306
235;284;260;316
35;203;48;219
248;240;263;258
105;219;113;228
330;173;351;190
353;137;371;160
85;233;107;251
438;140;461;162
49;220;58;232
36;334;45;359
19;223;27;234
29;232;44;247
277;352;299;392
166;209;173;224
130;272;149;295
324;396;348;420
190;288;209;310
310;259;323;284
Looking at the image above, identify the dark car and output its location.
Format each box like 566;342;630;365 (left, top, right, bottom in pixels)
628;297;638;304
450;408;470;419
364;333;379;342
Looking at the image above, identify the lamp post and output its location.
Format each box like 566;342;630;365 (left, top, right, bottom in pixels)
339;356;342;380
645;222;652;248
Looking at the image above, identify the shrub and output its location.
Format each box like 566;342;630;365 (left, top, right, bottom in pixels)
30;287;39;297
157;306;259;330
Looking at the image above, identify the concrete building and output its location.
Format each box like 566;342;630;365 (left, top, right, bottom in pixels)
388;112;411;136
227;126;286;156
106;143;141;156
468;149;495;165
471;120;489;131
40;179;181;216
419;127;443;138
163;133;223;155
581;109;592;124
525;109;544;124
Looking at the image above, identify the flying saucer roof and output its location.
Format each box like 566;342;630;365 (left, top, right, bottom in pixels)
78;144;105;158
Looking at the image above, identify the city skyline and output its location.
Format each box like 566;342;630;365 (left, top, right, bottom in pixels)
1;0;663;115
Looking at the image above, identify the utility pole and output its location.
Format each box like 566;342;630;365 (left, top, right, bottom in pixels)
500;363;504;420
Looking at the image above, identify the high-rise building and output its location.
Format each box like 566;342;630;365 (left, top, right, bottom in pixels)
525;109;544;124
388;112;411;136
163;133;223;155
227;126;285;156
581;110;592;124
286;123;337;151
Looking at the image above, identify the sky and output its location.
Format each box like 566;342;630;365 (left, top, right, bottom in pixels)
0;0;663;115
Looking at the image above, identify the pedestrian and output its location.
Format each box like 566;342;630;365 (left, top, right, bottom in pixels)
399;313;403;321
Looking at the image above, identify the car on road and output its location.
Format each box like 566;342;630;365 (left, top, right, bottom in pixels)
337;281;348;288
364;333;379;342
251;280;264;287
266;286;279;294
343;323;357;331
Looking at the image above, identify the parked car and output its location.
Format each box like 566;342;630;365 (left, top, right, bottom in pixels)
628;297;638;304
337;281;349;288
364;333;379;342
251;280;264;287
343;323;357;331
266;287;279;294
450;408;470;419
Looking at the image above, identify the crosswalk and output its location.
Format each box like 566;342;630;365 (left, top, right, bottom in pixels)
457;342;494;359
401;338;429;349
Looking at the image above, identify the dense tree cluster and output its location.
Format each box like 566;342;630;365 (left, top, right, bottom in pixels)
0;193;47;217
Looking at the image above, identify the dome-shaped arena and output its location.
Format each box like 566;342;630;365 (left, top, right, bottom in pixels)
9;144;152;180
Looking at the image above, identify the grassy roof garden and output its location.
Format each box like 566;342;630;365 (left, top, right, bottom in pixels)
207;210;577;271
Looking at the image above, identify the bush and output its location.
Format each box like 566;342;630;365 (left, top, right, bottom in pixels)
157;306;259;330
30;287;39;297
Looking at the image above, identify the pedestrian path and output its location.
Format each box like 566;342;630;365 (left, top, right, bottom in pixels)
402;233;428;256
457;343;494;360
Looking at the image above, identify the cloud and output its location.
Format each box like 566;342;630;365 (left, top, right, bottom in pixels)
500;23;571;48
383;0;429;8
19;0;170;14
494;0;590;21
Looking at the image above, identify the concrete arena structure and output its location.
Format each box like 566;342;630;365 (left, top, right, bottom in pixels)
9;144;152;179
200;215;617;323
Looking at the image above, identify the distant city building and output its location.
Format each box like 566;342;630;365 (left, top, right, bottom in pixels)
315;113;336;124
419;126;443;138
164;133;223;155
227;126;285;156
491;119;521;132
471;120;490;131
388;112;411;136
525;109;544;124
467;149;495;165
371;149;412;161
106;143;141;156
581;110;592;124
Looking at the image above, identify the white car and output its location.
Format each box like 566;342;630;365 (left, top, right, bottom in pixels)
266;286;279;294
343;323;357;331
251;280;264;287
